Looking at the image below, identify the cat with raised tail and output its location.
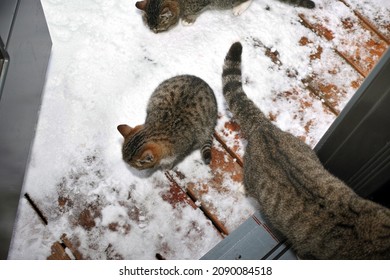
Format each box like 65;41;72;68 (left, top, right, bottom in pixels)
222;42;390;259
118;75;217;170
135;0;315;33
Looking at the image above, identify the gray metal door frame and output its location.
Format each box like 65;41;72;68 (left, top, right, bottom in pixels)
0;0;52;259
315;48;390;199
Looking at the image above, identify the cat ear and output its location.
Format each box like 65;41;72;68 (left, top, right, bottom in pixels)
160;7;173;20
117;124;133;138
135;0;147;11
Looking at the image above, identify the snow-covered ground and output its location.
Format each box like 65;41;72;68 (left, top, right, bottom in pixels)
8;0;389;259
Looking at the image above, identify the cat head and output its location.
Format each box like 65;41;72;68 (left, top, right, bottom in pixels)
135;0;180;33
117;124;163;170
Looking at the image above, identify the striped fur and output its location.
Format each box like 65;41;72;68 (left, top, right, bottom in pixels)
136;0;315;33
135;0;252;33
222;42;390;259
118;75;217;170
282;0;315;8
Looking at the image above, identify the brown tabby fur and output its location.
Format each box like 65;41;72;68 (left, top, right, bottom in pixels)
135;0;315;33
118;75;217;170
135;0;250;33
222;42;390;259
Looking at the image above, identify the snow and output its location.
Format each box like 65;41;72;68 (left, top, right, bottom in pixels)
345;0;390;38
8;0;389;259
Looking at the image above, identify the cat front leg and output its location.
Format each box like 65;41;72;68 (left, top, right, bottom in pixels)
159;155;177;170
232;0;253;16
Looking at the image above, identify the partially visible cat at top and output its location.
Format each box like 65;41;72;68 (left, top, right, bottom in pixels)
118;75;217;170
222;42;390;259
135;0;315;33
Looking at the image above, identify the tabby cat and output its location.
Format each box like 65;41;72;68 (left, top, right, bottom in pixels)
222;42;390;259
118;75;217;170
135;0;315;33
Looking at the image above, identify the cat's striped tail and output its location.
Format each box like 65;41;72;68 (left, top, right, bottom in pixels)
222;42;266;134
222;41;244;102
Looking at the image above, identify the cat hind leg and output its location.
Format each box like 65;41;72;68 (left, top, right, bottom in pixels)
201;139;213;164
233;0;253;16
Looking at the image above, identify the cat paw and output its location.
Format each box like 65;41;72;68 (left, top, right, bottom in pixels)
238;183;247;195
202;152;211;165
232;0;253;16
203;157;211;165
181;16;197;26
181;19;194;26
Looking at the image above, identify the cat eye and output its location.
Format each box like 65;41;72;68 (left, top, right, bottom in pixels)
144;155;153;162
139;155;153;165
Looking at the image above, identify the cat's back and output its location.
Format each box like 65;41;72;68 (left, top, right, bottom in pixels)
296;193;390;259
146;75;217;120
